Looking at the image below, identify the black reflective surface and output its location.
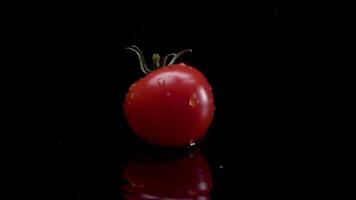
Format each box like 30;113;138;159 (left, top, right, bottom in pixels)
121;150;211;199
14;2;321;199
55;142;252;200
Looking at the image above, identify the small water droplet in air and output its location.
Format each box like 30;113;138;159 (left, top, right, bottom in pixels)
218;165;224;169
157;78;166;88
189;93;199;107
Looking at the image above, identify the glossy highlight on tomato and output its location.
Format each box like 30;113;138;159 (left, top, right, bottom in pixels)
124;47;215;147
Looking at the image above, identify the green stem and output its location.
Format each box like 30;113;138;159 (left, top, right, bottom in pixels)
162;53;176;66
125;46;151;74
126;46;193;73
152;54;161;69
168;49;192;65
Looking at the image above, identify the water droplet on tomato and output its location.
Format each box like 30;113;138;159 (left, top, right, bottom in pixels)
198;182;208;191
157;78;166;88
209;98;213;105
126;92;136;105
128;84;136;93
166;92;171;97
189;93;199;107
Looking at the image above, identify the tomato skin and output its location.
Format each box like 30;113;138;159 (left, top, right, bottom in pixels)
124;63;214;147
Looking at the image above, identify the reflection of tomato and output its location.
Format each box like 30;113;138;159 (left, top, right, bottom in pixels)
124;63;215;147
122;152;212;199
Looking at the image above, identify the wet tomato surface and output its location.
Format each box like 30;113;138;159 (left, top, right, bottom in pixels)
124;63;214;147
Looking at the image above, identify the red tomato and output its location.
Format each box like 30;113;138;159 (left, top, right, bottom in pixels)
124;63;215;147
122;152;212;199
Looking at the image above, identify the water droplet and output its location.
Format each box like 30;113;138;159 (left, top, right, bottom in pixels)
126;92;136;105
198;182;208;191
189;93;199;107
157;78;166;88
129;83;136;91
209;85;212;90
166;92;171;97
218;165;224;169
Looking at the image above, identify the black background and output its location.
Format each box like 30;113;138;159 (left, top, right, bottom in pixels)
11;2;330;199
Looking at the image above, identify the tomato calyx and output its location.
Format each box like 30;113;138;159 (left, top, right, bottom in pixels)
126;45;192;74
